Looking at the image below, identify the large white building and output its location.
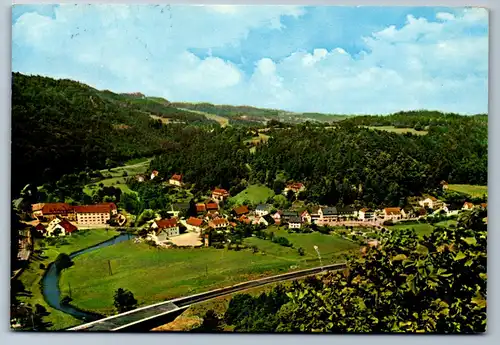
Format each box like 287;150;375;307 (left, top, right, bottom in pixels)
73;203;117;226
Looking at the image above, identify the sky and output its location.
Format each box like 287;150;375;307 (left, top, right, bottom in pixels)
12;4;489;115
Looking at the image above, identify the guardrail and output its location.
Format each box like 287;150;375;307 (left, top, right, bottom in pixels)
68;262;347;331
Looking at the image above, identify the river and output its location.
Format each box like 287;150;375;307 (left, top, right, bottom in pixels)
41;232;135;323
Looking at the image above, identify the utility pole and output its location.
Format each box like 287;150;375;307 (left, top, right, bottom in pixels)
108;260;113;276
314;245;323;271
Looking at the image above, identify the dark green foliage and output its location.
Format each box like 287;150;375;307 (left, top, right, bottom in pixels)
11;73;215;196
113;288;138;314
54;253;73;271
192;310;224;332
272;236;293;248
298;247;305;256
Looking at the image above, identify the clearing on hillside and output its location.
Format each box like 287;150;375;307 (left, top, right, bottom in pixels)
177;107;230;127
447;184;488;198
230;184;275;205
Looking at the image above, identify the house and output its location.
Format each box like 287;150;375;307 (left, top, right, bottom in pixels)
463;202;475;210
238;215;252;224
136;174;146;182
317;207;338;224
283;182;305;195
209;218;229;229
383;207;402;221
301;210;311;223
337;206;356;220
168;203;190;218
196;203;207;214
232;205;250;217
418;196;443;210
169;174;183;187
272;211;282;225
288;216;302;229
255;204;272;217
151;218;180;238
186;217;204;231
282;211;299;222
400;206;414;219
74;203;117;226
35;223;47;236
310;206;321;221
358;208;375;221
441;203;461;216
212;188;230;202
150;170;159;180
257;214;274;227
440;180;449;190
480;203;487;209
205;201;219;212
46;218;78;237
416;208;427;218
31;203;75;221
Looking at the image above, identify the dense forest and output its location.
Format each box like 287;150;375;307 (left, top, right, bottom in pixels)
12;73;487;209
11;73;217;196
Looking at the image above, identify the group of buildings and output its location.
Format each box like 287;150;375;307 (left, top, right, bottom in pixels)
30;202;124;237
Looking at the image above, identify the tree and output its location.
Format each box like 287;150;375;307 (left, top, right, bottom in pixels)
297;247;305;256
193;310;223;332
54;253;73;271
113;288;138;313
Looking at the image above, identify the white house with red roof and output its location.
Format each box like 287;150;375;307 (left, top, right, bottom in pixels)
212;188;230;202
383;207;402;221
151;218;180;238
46;218;78;237
185;217;204;231
301;210;312;223
150;170;159;180
169;174;183;187
74;203;117;226
283;182;305;195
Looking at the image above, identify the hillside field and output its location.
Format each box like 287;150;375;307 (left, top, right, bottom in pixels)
447;184;488;198
230;184;275;205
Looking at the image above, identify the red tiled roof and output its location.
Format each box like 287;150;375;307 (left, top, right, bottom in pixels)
212;188;229;196
155;218;178;228
206;202;219;210
35;223;46;231
187;217;203;227
37;203;73;215
74;204;115;214
171;174;182;182
481;203;487;208
233;205;249;215
152;170;159;175
98;202;117;210
238;215;251;224
210;218;229;227
301;210;310;216
59;219;78;234
384;207;401;215
360;208;369;212
286;182;304;191
464;202;474;208
428;196;438;201
196;204;206;212
31;203;45;212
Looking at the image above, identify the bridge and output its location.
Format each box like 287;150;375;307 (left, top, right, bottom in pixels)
68;262;347;332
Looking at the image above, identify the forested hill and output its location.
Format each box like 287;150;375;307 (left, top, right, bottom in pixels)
11;72;217;195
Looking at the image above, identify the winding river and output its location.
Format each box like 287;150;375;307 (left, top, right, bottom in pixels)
42;232;135;323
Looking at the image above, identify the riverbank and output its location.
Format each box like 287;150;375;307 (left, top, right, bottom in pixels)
14;229;121;330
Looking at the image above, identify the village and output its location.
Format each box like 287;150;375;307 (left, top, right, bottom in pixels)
17;171;487;262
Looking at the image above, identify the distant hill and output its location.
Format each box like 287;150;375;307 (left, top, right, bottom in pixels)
11;72;217;195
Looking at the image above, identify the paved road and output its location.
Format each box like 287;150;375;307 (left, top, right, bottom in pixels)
68;262;347;332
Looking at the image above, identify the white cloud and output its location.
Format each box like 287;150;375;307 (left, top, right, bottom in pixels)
12;6;488;114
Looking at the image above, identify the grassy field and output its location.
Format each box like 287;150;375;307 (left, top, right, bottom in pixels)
177;107;230;127
15;229;121;330
434;220;458;228
58;228;355;316
364;126;428;136
244;133;271;145
388;223;435;237
83;159;151;196
230;184;275;205
447;184;488;198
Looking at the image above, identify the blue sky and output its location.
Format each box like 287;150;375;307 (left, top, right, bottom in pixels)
12;5;488;114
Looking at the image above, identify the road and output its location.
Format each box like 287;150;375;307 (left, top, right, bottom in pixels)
68;262;347;332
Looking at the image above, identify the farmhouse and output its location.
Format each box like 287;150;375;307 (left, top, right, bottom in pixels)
272;211;282;224
480;203;487;209
151;218;180;238
46;218;78;237
400;206;414;219
74;203;117;226
281;211;299;222
257;214;274;227
205;201;219;212
150;170;159;180
186;217;204;231
301;210;311;223
169;174;183;187
441;203;461;216
196;203;206;214
418;196;443;210
212;188;230;202
283;182;305;195
441;180;449;190
232;205;250;217
383;207;402;221
209;218;229;229
463;202;475;210
238;215;252;224
288;216;303;229
255;204;272;217
35;223;47;236
31;203;75;221
310;206;321;221
358;208;375;221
